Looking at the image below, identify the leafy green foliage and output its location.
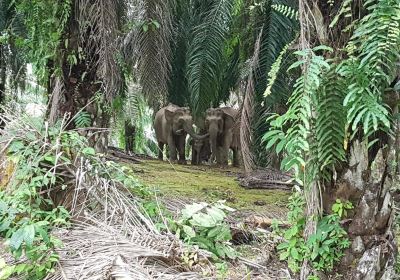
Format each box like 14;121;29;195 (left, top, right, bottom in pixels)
0;112;150;279
271;3;298;20
273;190;350;274
186;0;234;116
263;39;295;97
264;46;333;184
251;0;299;167
0;117;71;279
331;199;353;218
338;0;400;135
173;201;237;260
74;110;92;128
315;64;347;176
13;0;71;81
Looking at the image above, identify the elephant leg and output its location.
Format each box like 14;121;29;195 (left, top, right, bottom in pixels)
232;148;239;167
177;135;187;164
167;135;177;162
191;149;197;165
158;142;164;160
221;130;233;166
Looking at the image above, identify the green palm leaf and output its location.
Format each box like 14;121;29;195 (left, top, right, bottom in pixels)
186;0;234;116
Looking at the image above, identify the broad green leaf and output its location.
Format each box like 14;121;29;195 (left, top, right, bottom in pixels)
191;213;216;228
181;203;207;219
0;265;15;280
182;225;196;238
206;206;226;223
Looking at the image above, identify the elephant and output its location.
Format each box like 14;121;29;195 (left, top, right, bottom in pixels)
189;136;211;165
154;103;208;164
204;107;240;167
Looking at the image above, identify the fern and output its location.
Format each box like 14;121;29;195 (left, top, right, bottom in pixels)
263;38;296;97
315;64;347;177
339;0;400;135
329;0;353;28
272;3;298;20
264;46;332;184
74;111;92;128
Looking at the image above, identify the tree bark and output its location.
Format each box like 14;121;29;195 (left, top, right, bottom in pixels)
47;2;111;151
326;141;398;279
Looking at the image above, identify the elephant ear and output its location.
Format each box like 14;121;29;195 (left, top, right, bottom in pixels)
165;108;175;122
223;111;235;128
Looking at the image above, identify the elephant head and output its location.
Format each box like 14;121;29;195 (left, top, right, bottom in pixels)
205;108;236;164
165;106;208;140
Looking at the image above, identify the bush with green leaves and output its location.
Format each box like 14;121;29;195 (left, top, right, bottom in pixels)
273;190;351;275
173;201;237;260
0;117;72;279
0;112;150;279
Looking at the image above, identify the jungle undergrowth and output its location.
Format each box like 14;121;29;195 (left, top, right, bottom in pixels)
272;189;351;279
0;114;156;279
144;199;239;273
0;111;240;279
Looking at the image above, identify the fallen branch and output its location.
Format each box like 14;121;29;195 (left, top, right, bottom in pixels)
238;169;293;190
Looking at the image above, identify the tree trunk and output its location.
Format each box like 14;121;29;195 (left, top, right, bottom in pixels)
47;2;110;151
325;140;398;279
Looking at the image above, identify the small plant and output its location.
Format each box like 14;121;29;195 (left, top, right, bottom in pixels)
331;199;353;218
174;201;237;260
274;190;351;274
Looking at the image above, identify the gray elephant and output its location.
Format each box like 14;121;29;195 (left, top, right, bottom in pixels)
205;107;240;167
189;136;211;165
154;103;207;164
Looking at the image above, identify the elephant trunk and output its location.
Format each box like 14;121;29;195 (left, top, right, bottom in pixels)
208;122;219;163
184;123;209;140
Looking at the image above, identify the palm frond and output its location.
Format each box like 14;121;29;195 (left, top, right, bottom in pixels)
76;0;124;101
168;0;192;106
136;0;175;110
251;0;299;166
186;0;234;116
240;31;262;173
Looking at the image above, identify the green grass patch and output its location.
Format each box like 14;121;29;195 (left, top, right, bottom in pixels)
131;160;290;213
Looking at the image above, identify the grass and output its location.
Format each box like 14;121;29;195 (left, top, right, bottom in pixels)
131;159;290;215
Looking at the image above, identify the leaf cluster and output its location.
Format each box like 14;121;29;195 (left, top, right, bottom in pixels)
274;190;351;276
173;201;237;260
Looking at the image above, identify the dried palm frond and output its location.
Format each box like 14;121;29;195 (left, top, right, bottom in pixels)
45;219;209;280
75;0;124;101
239;31;263;173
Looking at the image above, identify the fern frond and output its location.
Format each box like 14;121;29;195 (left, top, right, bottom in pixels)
340;0;400;135
263;38;296;97
316;64;347;175
264;47;332;182
186;0;234;116
74;111;92;128
272;3;298;21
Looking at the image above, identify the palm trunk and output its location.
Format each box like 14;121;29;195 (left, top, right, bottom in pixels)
47;1;110;151
322;141;398;279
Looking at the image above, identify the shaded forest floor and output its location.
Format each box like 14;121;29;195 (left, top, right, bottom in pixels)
130;159;293;279
131;159;290;218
